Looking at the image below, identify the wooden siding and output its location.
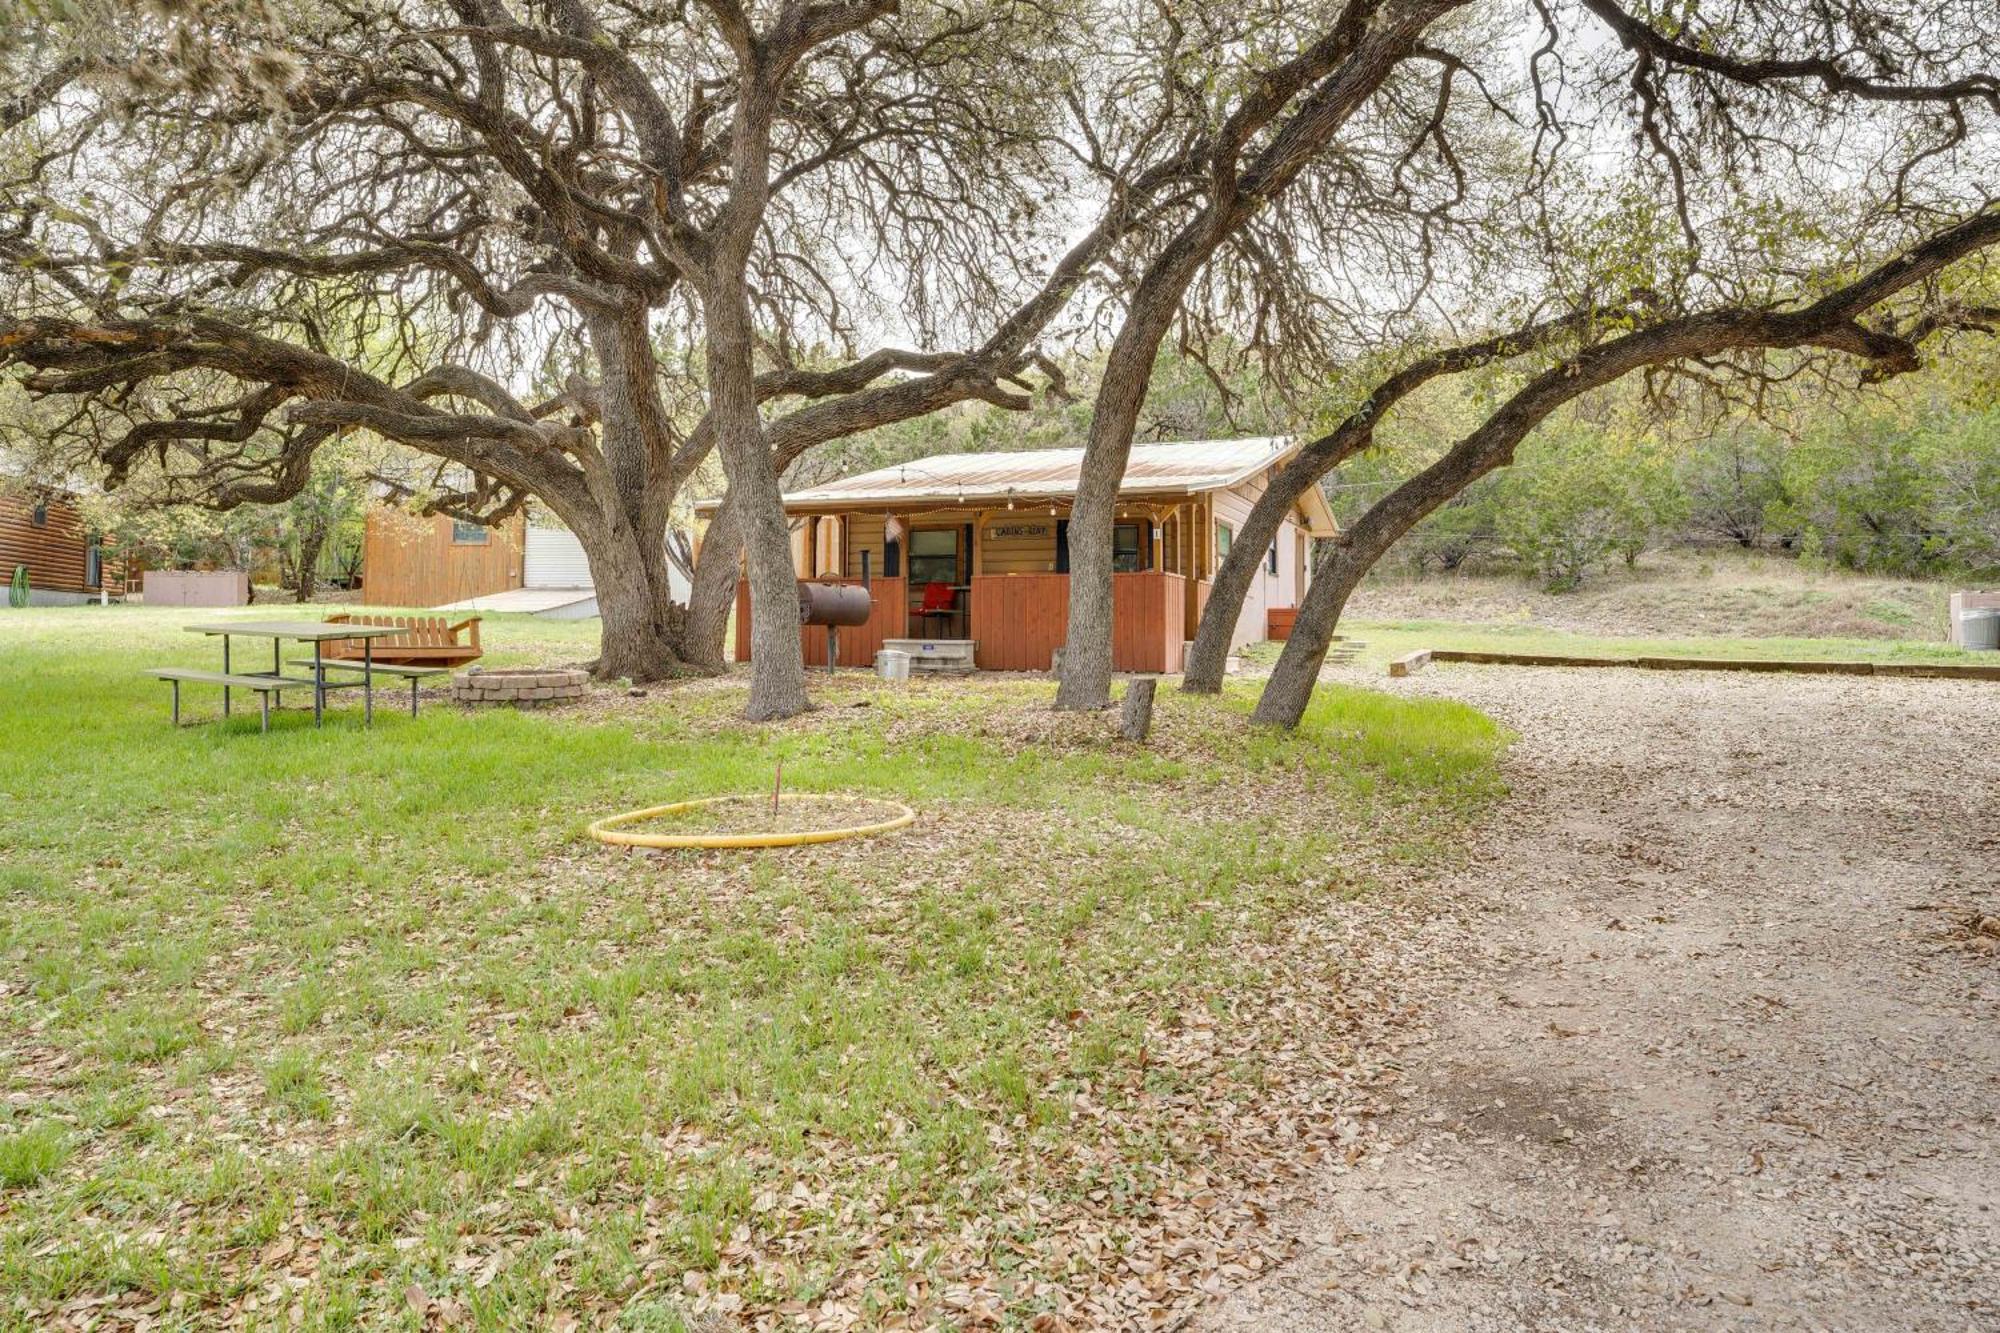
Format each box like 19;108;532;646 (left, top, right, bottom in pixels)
969;573;1068;670
978;516;1060;574
843;512;889;578
734;577;908;667
0;493;126;596
965;571;1183;673
361;508;524;607
1113;571;1184;673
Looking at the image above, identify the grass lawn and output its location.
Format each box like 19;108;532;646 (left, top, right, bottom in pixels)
0;606;1503;1331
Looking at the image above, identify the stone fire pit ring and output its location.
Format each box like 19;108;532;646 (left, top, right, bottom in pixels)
453;666;589;708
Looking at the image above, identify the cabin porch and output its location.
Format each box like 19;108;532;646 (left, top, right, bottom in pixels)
731;497;1218;674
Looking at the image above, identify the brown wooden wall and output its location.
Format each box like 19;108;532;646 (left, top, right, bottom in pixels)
734;577;908;666
1113;571;1185;674
0;493;125;596
361;508;524;608
969;573;1068;670
963;571;1184;673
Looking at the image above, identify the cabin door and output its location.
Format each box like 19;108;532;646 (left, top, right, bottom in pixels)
907;526;968;638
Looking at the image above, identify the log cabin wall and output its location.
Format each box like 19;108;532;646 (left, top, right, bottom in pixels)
0;492;126;598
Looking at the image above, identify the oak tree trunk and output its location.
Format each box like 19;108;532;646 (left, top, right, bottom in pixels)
555;309;692;682
1053;309;1177;710
292;523;324;604
1052;4;1442;710
682;493;743;671
703;279;809;721
1253;420;1530;727
560;505;685;682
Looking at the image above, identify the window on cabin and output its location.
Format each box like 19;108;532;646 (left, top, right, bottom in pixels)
84;535;103;589
1215;522;1232;560
1267;542;1279;574
908;528;959;586
1112;523;1143;573
31;501;48;527
450;519;488;544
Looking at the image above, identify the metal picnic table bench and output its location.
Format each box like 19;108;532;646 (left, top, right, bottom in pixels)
144;619;448;732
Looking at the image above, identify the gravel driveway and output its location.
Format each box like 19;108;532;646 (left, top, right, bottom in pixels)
1203;665;2000;1332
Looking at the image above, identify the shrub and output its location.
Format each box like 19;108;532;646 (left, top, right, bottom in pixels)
1495;427;1686;590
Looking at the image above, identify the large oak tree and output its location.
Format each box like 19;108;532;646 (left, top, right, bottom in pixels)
0;0;1091;717
1152;0;2000;721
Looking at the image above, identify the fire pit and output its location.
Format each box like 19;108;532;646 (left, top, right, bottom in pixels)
452;667;589;708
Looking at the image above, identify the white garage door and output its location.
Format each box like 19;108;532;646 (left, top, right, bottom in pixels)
524;526;592;588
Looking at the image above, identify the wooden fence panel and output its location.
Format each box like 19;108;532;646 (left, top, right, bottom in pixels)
971;574;1067;670
1112;572;1182;673
733;580;752;662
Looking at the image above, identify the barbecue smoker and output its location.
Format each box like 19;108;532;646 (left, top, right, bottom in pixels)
796;557;873;672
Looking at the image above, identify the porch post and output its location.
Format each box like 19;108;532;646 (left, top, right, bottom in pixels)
890;512;907;630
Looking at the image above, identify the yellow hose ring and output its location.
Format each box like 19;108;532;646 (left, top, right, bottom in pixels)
588;793;917;849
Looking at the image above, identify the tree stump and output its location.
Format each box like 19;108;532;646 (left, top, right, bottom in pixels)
1119;677;1157;742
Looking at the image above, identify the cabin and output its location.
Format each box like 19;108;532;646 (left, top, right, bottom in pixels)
360;507;529;608
700;437;1336;673
0;489;128;605
360;506;691;616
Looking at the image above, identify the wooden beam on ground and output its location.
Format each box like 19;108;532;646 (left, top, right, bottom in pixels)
1420;648;2000;681
1388;649;1431;678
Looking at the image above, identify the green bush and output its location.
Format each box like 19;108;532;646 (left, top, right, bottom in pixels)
1495;427;1686;590
1770;399;2000;578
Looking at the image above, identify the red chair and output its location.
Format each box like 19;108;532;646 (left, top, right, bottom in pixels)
917;580;958;637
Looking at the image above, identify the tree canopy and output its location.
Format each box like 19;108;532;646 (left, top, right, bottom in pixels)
2;0;1996;722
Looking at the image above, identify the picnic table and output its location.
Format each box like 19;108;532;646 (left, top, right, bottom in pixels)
178;619;403;728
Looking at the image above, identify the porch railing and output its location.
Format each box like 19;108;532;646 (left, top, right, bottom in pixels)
735;570;1185;673
969;571;1184;672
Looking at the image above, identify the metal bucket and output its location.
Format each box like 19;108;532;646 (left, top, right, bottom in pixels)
1961;609;2000;651
876;649;912;682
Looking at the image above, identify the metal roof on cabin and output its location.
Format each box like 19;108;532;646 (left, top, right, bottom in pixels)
774;436;1294;506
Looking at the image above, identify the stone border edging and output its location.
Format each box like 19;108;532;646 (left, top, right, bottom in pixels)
452;667;590;706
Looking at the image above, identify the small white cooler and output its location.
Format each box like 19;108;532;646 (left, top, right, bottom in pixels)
875;649;913;681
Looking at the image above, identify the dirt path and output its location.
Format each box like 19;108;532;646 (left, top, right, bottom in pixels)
1202;666;2000;1332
